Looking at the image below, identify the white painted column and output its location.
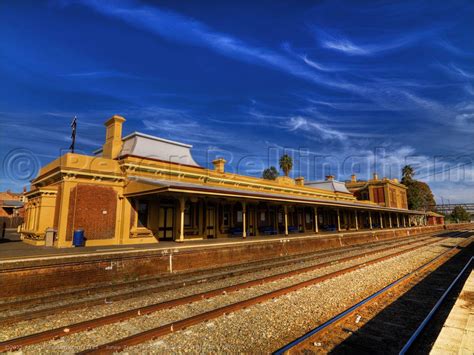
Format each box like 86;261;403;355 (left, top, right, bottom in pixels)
242;202;247;238
284;205;289;236
403;214;407;227
178;196;185;242
380;212;384;229
314;207;319;233
337;209;341;232
355;210;359;230
389;213;393;228
396;214;400;228
369;211;373;230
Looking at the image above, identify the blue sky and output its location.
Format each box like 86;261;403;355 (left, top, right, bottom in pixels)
1;0;473;203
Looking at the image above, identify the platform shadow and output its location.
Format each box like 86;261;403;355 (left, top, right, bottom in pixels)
329;236;473;355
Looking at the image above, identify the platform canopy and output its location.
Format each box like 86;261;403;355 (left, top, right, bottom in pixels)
124;176;423;214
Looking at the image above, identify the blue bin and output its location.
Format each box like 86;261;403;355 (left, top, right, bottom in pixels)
73;229;85;247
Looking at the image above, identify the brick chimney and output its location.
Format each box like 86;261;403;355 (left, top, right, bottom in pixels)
212;158;226;173
351;174;357;182
102;115;126;160
295;177;305;186
326;175;335;181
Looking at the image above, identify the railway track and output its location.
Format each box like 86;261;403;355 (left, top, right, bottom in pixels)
0;231;465;353
0;231;450;326
1;230;453;312
274;233;473;354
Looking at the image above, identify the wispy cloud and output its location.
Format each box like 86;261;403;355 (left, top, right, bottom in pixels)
286;116;346;141
309;100;392;112
300;55;336;72
138;106;247;151
281;42;338;72
449;64;474;79
63;0;450;118
68;0;338;89
435;39;474;57
314;29;429;56
61;70;141;79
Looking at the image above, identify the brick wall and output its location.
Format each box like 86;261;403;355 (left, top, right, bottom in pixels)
2;223;472;299
66;184;117;241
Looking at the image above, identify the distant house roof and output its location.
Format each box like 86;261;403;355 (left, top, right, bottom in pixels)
0;191;22;200
95;132;200;167
0;200;23;208
304;180;352;194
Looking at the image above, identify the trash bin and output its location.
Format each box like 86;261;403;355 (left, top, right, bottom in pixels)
73;229;85;247
45;228;56;247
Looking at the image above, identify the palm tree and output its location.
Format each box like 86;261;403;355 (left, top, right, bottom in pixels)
279;154;293;177
402;165;414;184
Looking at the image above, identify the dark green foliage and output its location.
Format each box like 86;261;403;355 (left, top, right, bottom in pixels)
262;166;279;180
279;154;293;177
450;206;471;222
401;165;436;211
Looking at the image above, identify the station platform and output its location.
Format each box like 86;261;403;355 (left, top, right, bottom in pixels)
431;268;474;355
0;225;450;265
0;223;472;299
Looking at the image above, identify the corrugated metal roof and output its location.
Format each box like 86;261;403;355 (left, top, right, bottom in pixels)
305;180;351;194
0;200;23;208
119;133;199;167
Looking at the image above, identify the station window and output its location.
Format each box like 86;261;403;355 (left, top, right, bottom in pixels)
137;201;149;227
373;187;385;203
237;210;243;223
361;190;369;200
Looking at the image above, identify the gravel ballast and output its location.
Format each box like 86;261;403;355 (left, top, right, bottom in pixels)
12;237;465;353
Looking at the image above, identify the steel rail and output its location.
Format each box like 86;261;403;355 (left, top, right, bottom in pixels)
0;234;443;326
273;235;472;355
0;235;447;353
0;231;441;313
399;256;473;355
78;235;461;355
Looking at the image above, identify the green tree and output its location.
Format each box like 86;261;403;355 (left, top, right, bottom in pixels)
451;206;470;222
262;166;279;180
279;154;293;177
406;181;436;211
401;165;436;211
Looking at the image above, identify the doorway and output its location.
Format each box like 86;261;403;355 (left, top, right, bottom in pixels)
206;207;216;238
158;206;174;240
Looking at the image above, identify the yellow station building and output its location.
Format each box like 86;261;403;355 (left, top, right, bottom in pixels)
20;115;426;248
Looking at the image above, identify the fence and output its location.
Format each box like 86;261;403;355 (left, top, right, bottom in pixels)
0;216;23;229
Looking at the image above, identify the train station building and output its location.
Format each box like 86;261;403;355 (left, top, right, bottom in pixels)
20;115;427;248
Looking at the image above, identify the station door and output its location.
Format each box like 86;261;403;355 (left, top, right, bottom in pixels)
158;206;174;240
207;207;216;238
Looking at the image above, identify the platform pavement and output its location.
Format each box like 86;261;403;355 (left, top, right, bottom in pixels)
1;224;471;299
0;229;345;262
0;226;440;264
0;224;469;264
430;269;474;355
